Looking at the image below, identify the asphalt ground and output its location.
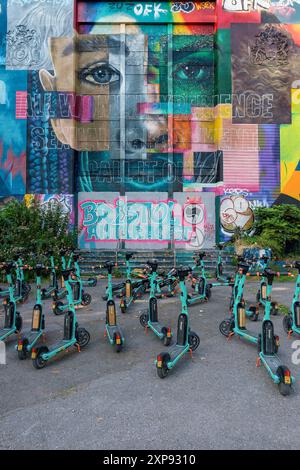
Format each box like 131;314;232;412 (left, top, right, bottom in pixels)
0;278;299;450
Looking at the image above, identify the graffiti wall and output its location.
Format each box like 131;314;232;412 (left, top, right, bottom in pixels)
0;0;299;249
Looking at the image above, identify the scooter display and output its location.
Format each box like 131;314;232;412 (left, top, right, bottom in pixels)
31;269;90;369
155;266;200;378
283;261;300;336
256;268;294;396
17;264;46;359
102;261;124;352
139;260;172;345
0;262;23;342
187;252;211;306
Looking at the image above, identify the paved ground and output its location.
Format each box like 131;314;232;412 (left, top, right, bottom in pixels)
0;277;299;450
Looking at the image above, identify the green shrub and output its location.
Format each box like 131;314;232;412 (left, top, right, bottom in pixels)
0;199;76;263
231;204;300;258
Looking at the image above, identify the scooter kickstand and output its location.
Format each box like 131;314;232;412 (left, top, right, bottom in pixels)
145;325;149;335
288;330;293;339
75;343;81;353
227;332;234;342
189;348;193;359
256;356;261;367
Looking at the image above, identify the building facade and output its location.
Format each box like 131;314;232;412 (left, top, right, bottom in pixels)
0;0;299;250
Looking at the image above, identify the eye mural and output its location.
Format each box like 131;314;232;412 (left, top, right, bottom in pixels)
0;0;299;249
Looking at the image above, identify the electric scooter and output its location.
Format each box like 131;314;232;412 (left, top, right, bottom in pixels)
228;258;259;321
31;269;90;369
0;262;23;341
71;254;97;288
102;261;124;352
256;268;294;396
139;260;172;345
219;261;259;344
256;255;279;315
0;255;31;302
155;267;179;298
187;252;211;306
17;264;46;359
52;267;92;315
283;261;300;336
119;255;149;313
155;266;200;378
41;251;59;299
102;252;147;301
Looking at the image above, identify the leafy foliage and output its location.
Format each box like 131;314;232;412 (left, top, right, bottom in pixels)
0;199;76;262
232;204;300;257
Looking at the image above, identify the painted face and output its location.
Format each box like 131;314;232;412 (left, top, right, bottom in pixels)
40;29;214;155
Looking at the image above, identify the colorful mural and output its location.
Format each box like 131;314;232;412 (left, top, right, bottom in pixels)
0;0;299;249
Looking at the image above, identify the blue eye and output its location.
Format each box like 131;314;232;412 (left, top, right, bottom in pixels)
79;63;120;86
173;64;211;81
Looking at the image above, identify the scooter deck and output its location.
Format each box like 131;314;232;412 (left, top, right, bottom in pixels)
260;353;281;374
0;327;14;339
167;344;187;361
149;321;164;335
106;324;123;337
47;339;73;352
24;331;42;344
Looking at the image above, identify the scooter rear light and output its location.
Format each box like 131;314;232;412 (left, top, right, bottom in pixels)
31;348;37;359
284;369;291;384
157;355;162;368
116;334;121;345
275;335;280;347
167;328;171;338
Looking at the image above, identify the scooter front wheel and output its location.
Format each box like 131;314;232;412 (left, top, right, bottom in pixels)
219;319;233;337
88;277;97;287
188;331;200;351
139;311;148;328
248;306;259;322
81;293;92;306
53;301;64;315
32;346;49;370
283;314;293;334
76;328;90;349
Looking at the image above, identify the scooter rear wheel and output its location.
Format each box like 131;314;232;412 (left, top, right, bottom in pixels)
283;314;293;334
157;366;169;378
163;336;172;346
188;331;200;351
278;382;292;396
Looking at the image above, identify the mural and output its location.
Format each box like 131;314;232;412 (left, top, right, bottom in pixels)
0;0;299;249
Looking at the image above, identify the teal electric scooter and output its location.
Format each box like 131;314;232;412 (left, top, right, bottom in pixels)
256;255;279;316
17;264;46;359
119;254;149;313
155;266;200;378
0;262;23;342
219;261;259;344
102;261;124;352
228;258;259;321
187;252;211;306
257;268;294;396
283;261;300;336
71;254;97;288
210;244;234;288
139;260;172;345
52;263;92;315
41;251;59;300
32;269;90;369
155;267;179;298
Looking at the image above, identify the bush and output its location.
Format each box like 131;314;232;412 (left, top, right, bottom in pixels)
232;204;300;258
0;199;76;263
